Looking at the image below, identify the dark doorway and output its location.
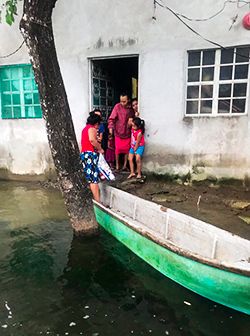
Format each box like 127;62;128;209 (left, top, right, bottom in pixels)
90;56;139;120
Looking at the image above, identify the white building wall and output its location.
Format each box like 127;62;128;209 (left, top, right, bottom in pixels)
0;0;250;179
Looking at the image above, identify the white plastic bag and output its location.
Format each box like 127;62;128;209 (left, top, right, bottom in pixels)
97;153;115;181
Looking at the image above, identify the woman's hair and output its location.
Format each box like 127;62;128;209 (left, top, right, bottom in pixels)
91;108;102;116
87;113;102;125
133;117;145;134
89;109;102;118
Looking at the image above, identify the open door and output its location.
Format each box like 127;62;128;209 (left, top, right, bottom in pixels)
90;56;139;120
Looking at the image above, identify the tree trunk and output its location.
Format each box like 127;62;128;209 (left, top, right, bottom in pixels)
20;0;99;236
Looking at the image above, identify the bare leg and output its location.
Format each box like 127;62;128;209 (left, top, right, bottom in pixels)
136;154;142;178
90;183;100;202
115;154;119;170
128;153;136;178
122;154;128;170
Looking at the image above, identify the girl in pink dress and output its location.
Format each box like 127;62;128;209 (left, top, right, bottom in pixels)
128;117;145;179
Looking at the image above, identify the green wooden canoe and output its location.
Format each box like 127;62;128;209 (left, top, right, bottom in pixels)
93;185;250;314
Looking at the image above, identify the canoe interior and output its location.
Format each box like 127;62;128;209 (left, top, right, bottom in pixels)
98;184;250;274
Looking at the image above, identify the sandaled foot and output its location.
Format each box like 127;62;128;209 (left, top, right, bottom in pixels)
136;175;142;179
127;173;136;179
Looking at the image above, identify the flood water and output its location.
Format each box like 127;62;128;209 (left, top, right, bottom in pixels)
0;181;249;336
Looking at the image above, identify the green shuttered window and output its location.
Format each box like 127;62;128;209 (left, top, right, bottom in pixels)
0;64;42;119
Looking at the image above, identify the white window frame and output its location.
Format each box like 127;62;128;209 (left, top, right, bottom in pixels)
185;47;250;117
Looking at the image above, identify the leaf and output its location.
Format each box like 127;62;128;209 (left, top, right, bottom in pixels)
5;10;14;25
1;0;18;25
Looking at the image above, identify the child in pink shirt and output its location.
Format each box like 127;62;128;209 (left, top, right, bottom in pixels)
128;117;145;179
105;135;115;169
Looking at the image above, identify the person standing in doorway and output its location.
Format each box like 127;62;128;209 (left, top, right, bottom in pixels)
105;133;115;169
108;93;135;171
131;98;140;117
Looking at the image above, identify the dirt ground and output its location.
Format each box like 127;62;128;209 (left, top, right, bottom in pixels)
112;172;250;240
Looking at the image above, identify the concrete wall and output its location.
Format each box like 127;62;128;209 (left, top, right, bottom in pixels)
0;0;250;180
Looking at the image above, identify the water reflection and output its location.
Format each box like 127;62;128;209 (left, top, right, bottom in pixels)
0;182;68;228
0;182;249;335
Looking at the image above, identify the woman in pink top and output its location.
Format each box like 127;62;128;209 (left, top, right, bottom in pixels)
128;117;145;179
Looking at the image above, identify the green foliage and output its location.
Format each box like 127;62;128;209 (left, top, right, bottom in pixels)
0;0;19;25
